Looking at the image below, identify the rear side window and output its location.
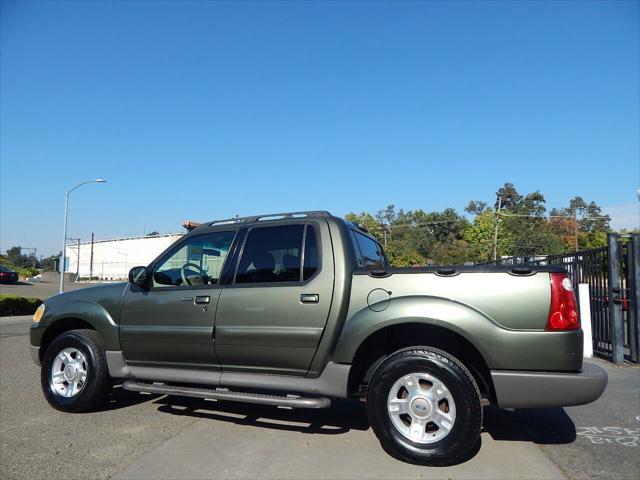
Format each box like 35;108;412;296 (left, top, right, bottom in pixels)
235;224;319;284
350;231;364;268
354;231;385;269
303;226;319;281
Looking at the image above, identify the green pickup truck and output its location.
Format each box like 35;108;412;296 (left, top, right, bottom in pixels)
30;211;607;465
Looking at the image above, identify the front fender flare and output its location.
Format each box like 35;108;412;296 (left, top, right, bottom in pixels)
31;299;121;351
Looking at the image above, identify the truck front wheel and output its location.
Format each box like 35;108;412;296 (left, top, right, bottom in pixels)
41;329;112;412
366;347;482;466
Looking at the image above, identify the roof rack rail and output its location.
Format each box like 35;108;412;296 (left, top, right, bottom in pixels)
205;210;332;227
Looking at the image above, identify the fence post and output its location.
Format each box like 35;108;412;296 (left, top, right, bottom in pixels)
578;283;593;358
607;234;624;364
628;234;640;363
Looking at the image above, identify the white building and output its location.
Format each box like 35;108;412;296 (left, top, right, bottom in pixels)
64;233;184;280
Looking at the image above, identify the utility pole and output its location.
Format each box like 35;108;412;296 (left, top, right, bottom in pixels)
22;248;37;268
573;207;579;252
76;238;81;277
89;233;95;282
492;196;503;262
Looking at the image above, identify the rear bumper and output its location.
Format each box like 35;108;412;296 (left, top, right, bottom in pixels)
491;362;608;409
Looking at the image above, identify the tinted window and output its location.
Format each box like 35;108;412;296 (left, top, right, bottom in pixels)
236;225;304;284
354;232;385;269
303;226;319;281
350;231;364;268
153;231;235;287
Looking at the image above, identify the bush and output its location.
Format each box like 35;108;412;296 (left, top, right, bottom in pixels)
22;267;39;278
0;295;43;316
0;256;39;279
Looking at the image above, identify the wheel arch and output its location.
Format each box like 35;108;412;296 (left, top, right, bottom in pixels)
345;322;496;402
38;317;97;362
34;299;121;361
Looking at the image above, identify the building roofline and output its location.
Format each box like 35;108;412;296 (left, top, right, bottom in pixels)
66;232;183;247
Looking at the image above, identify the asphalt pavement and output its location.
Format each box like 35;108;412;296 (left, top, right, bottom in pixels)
1;316;638;480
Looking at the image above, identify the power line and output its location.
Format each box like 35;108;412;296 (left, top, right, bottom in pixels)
498;212;608;220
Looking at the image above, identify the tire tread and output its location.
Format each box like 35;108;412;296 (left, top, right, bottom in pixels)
366;346;482;466
41;329;111;413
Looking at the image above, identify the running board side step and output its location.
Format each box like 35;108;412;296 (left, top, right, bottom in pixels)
122;380;332;409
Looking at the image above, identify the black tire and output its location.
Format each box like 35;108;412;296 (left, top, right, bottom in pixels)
366;347;482;466
41;329;112;412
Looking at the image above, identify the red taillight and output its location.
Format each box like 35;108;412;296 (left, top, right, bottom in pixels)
546;273;580;331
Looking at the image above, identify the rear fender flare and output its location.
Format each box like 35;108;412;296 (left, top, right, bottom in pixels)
332;296;497;365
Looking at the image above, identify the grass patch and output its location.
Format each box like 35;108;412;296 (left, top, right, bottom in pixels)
0;295;43;316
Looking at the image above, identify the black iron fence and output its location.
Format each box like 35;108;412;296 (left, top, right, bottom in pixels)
482;234;640;364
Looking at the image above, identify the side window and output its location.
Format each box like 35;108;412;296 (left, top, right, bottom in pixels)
236;225;304;284
153;231;235;288
350;230;364;268
354;232;385;269
303;226;319;281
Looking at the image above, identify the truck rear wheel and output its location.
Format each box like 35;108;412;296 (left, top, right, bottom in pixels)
366;347;482;466
41;329;112;412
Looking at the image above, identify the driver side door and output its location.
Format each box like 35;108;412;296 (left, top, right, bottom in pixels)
119;230;237;369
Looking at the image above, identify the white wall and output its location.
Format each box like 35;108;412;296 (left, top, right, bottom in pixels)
65;234;183;280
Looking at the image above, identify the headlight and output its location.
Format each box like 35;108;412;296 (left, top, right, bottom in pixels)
33;304;45;323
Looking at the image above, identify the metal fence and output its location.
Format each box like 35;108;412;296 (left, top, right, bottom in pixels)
482;234;640;364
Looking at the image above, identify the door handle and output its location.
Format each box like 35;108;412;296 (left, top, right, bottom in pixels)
300;294;319;304
194;295;210;305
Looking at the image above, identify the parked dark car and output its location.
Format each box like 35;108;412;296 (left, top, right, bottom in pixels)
0;265;19;284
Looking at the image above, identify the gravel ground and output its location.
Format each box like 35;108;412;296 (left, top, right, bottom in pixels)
0;318;197;480
1;316;638;479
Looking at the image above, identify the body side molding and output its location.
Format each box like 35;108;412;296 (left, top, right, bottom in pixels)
106;351;351;398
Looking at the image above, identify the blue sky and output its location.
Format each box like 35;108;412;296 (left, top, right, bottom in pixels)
1;0;638;257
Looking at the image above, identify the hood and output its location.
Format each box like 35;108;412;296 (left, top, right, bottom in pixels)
47;282;128;303
43;282;129;325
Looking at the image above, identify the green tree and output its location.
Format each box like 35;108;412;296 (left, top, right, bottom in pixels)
5;246;32;268
344;212;384;239
492;183;559;256
429;239;472;265
549;196;611;250
385;241;428;266
465;200;488;216
347;206;468;266
464;210;513;262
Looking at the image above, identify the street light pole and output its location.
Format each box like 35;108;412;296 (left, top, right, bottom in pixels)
59;179;106;293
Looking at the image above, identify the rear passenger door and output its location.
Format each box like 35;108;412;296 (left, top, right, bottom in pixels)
214;221;334;375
